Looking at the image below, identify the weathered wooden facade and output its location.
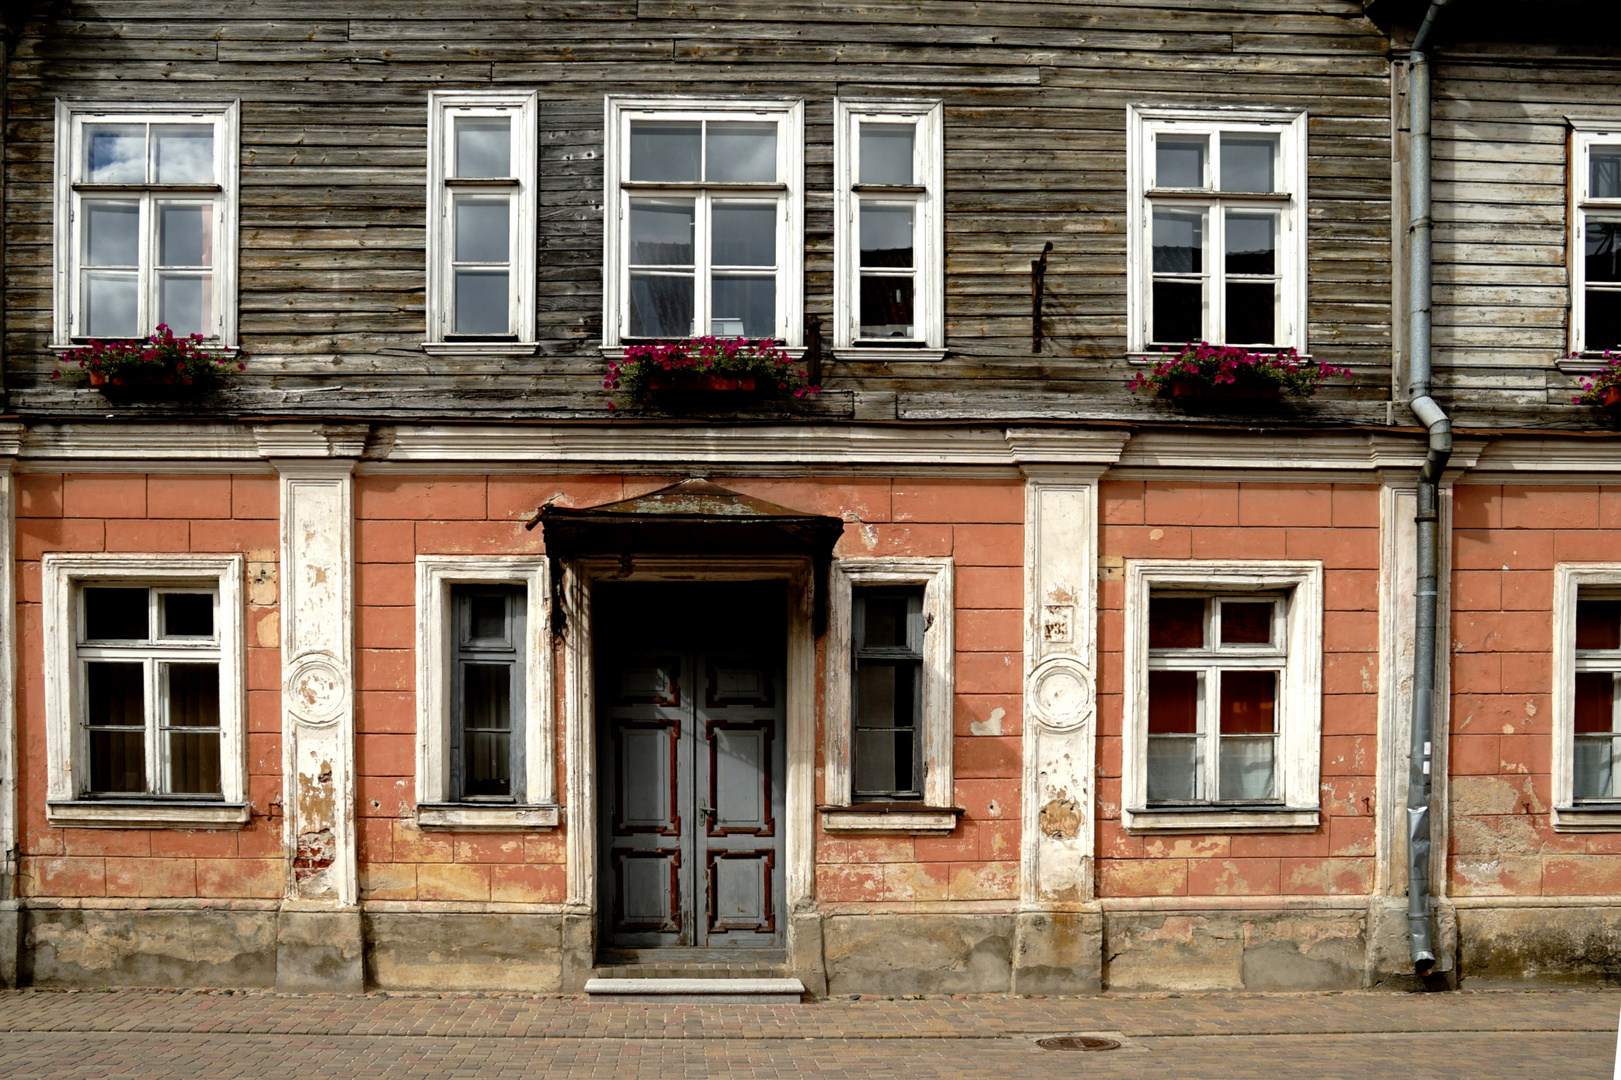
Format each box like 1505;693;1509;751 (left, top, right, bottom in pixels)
0;0;1615;994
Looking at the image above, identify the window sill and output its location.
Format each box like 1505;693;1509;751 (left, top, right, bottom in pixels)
832;347;946;364
421;342;539;358
819;804;962;834
47;800;251;830
1123;806;1320;833
1552;805;1621;831
50;343;241;358
1555;355;1613;375
416;803;562;831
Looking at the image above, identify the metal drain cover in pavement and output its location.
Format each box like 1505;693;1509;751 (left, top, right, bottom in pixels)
1037;1036;1121;1052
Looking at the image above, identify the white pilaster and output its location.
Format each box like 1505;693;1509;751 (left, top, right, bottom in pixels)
0;424;20;896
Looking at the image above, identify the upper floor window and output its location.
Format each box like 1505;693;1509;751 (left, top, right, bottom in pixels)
603;97;804;349
426;91;538;355
1127;106;1307;354
53;101;240;347
833;99;945;357
1572;128;1621;354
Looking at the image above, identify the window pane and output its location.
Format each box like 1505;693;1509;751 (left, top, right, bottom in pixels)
1225;282;1275;346
1221;134;1277;192
85;588;149;640
1219;670;1276;735
1587;223;1621;283
87;662;146;794
1152;281;1202;345
152;124;214;184
1225;213;1275;275
454;195;510;263
628;273;694;338
88;662;146;725
1576;735;1621;800
1147;735;1201;802
859;276;915;339
855;663;899;727
1586;288;1621;351
711;202;776;267
1156;136;1206;188
1152;209;1203;273
1593;147;1621;199
163;593;214;638
158;274;209;339
463;664;512;798
1218;735;1277;800
1147;669;1199;734
710;275;775;338
630;121;700;182
1578;600;1621;651
167;663;221;796
860;204;914;268
858;594;912;649
464;664;512;730
84;272;140;338
453;270;510;335
1149;597;1204;649
85;123;146;183
1575;672;1616;734
705;121;776;183
629;199;694;266
167;663;220;727
454;116;511;178
1220;601;1273;645
85;201;140;266
854;729;914;796
468;593;510;643
860;124;915;185
167;732;221;795
158;203;212;267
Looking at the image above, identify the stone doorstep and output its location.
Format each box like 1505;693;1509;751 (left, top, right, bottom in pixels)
583;977;808;1004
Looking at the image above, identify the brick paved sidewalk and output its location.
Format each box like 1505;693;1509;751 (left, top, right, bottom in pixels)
1;988;1615;1079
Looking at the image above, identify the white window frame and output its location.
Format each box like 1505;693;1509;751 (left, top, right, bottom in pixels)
1125;104;1308;354
1569;125;1621;356
52;100;241;349
415;557;556;831
41;554;247;829
601;95;805;351
822;557;956;833
1123;560;1322;832
1552;563;1621;830
833;98;945;360
425;90;539;356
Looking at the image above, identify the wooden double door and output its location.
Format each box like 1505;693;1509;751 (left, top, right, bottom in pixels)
596;583;786;951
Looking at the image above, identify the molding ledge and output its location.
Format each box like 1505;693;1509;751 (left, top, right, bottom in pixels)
421;342;539;359
253;423;370;459
1123;807;1321;833
819;805;962;833
416;804;562;832
832;347;946;364
47;801;251;830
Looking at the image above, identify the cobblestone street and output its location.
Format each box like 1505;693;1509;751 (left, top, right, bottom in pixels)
0;987;1614;1080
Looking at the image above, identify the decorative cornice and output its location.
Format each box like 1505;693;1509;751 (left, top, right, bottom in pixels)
252;423;371;459
0;422;23;459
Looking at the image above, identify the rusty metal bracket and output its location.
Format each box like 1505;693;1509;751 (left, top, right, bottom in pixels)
1032;240;1054;353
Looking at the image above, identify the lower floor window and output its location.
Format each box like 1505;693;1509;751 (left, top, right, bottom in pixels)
1574;596;1621;801
451;583;526;802
851;585;925;801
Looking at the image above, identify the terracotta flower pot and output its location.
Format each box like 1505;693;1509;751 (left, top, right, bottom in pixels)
647;371;758;392
87;370;107;387
1167;377;1279;400
1601;386;1621;410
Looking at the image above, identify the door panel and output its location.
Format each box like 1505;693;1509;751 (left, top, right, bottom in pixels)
612;848;682;934
707;849;775;934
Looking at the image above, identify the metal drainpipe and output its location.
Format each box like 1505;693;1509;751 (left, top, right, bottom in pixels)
1405;0;1454;976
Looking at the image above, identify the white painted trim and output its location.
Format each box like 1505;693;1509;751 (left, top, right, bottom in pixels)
820;808;958;833
1121;559;1323;833
0;455;16;885
40;553;248;827
1552;563;1621;831
414;556;554;822
1568;128;1621;357
824;558;955;815
46;801;250;829
416;804;561;831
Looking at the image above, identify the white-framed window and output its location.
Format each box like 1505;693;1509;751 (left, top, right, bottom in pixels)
1570;126;1621;355
41;554;247;829
602;95;804;349
52;100;240;348
425;90;539;355
833;98;944;358
1126;105;1307;353
822;558;956;833
1122;560;1322;832
1551;564;1621;830
415;557;557;830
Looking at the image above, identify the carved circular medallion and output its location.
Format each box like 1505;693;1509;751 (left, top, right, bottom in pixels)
286;651;348;726
1028;656;1094;733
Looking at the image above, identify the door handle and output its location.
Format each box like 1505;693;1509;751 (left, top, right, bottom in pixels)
699;803;717;819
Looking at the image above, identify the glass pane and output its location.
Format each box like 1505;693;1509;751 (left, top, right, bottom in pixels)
464;664;512;730
90;731;146;793
710;274;775;338
88;661;146;794
629;199;694;266
859;276;915;339
858;594;913;649
1587;223;1621;284
167;664;220;727
167;664;221;795
861;124;915;185
628;273;694;337
158;203;211;267
1225;282;1276;345
158;274;209;339
1220;601;1273;645
453;269;510;335
454;116;511;178
152;124;214;184
1575;672;1616;734
1149;597;1204;649
860;204;914;268
854;728;913;796
1593;147;1621;199
711;202;776;267
1148;669;1199;734
1218;735;1277;800
1577;600;1621;651
1225;213;1275;275
454;196;510;263
1153;280;1203;345
1152;209;1203;273
84;272;140;338
85;587;149;640
466;730;512;797
463;664;512;798
855;663;897;727
1586;288;1621;351
629;121;700;182
468;593;509;643
168;732;221;795
1575;735;1621;800
85;123;146;183
1221;134;1277;192
1156;136;1206;188
162;593;214;638
705;121;776;183
1147;735;1201;802
1219;669;1276;735
84;201;140;266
